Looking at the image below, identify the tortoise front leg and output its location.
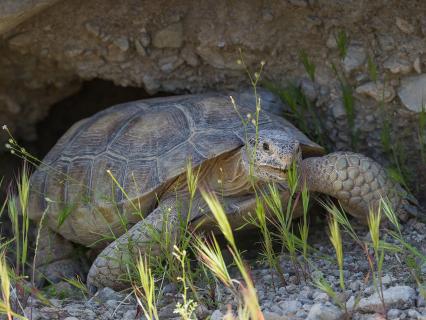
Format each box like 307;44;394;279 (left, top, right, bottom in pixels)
301;151;419;221
86;196;187;292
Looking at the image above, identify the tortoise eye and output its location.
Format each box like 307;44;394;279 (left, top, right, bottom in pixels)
262;143;270;151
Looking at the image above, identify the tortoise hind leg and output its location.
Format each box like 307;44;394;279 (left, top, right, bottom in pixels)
34;225;85;286
86;196;186;293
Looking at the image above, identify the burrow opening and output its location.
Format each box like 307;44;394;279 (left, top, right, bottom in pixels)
34;79;168;158
1;79;168;195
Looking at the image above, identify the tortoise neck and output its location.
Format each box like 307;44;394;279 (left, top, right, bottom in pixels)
300;156;332;194
209;148;254;196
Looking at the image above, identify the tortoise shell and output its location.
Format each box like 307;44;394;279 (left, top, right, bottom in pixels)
28;93;324;246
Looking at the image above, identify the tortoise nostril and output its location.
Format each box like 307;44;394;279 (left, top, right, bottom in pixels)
263;142;270;151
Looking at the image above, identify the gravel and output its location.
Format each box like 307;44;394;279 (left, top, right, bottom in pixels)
357;286;417;313
19;218;426;319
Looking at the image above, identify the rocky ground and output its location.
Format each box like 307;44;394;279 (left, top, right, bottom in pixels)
15;216;426;320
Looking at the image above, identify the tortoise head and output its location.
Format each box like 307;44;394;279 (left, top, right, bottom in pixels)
241;130;302;182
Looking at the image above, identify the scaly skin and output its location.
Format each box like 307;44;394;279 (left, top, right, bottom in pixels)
301;151;405;221
86;197;181;292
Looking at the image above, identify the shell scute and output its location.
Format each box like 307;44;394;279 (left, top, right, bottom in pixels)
91;153;127;206
62;104;142;158
192;96;243;130
108;105;191;159
157;141;206;182
190;131;243;159
66;158;93;206
123;159;159;199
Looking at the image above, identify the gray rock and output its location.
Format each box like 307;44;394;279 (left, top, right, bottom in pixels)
84;21;101;38
64;45;84;58
300;78;319;101
360;315;386;320
93;287;123;303
24;307;43;320
414;57;422;74
306;303;343;320
384;56;412;74
346;295;356;311
35;227;75;266
48;298;62;307
342;45;366;73
356;81;396;103
112;36;129;52
326;33;337;49
45;281;84;300
381;274;394;286
105;299;119;309
303;304;313;311
387;309;401;319
296;310;307;318
349;280;362;292
196;46;243;70
407;309;421;318
358;286;416;313
134;39;147;56
378;34;396;51
422;263;426;275
279;300;302;314
418;294;426;307
284;284;298;293
158;56;184;73
181;46;200;67
313;292;329;303
122;309;137;320
38;259;84;285
139;28;151;47
195;304;210;319
330;99;346;119
210;309;224;320
363;286;376;295
271;304;284;314
396;17;415;34
263;311;290;319
153;23;183;48
262;9;274;22
162;283;178;295
397;74;426;112
106;43;127;62
64;304;89;317
142;74;160;94
158;302;178;319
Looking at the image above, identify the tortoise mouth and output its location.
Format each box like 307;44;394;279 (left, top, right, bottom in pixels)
259;165;288;179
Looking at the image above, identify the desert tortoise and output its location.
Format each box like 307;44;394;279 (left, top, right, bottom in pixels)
28;93;411;291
